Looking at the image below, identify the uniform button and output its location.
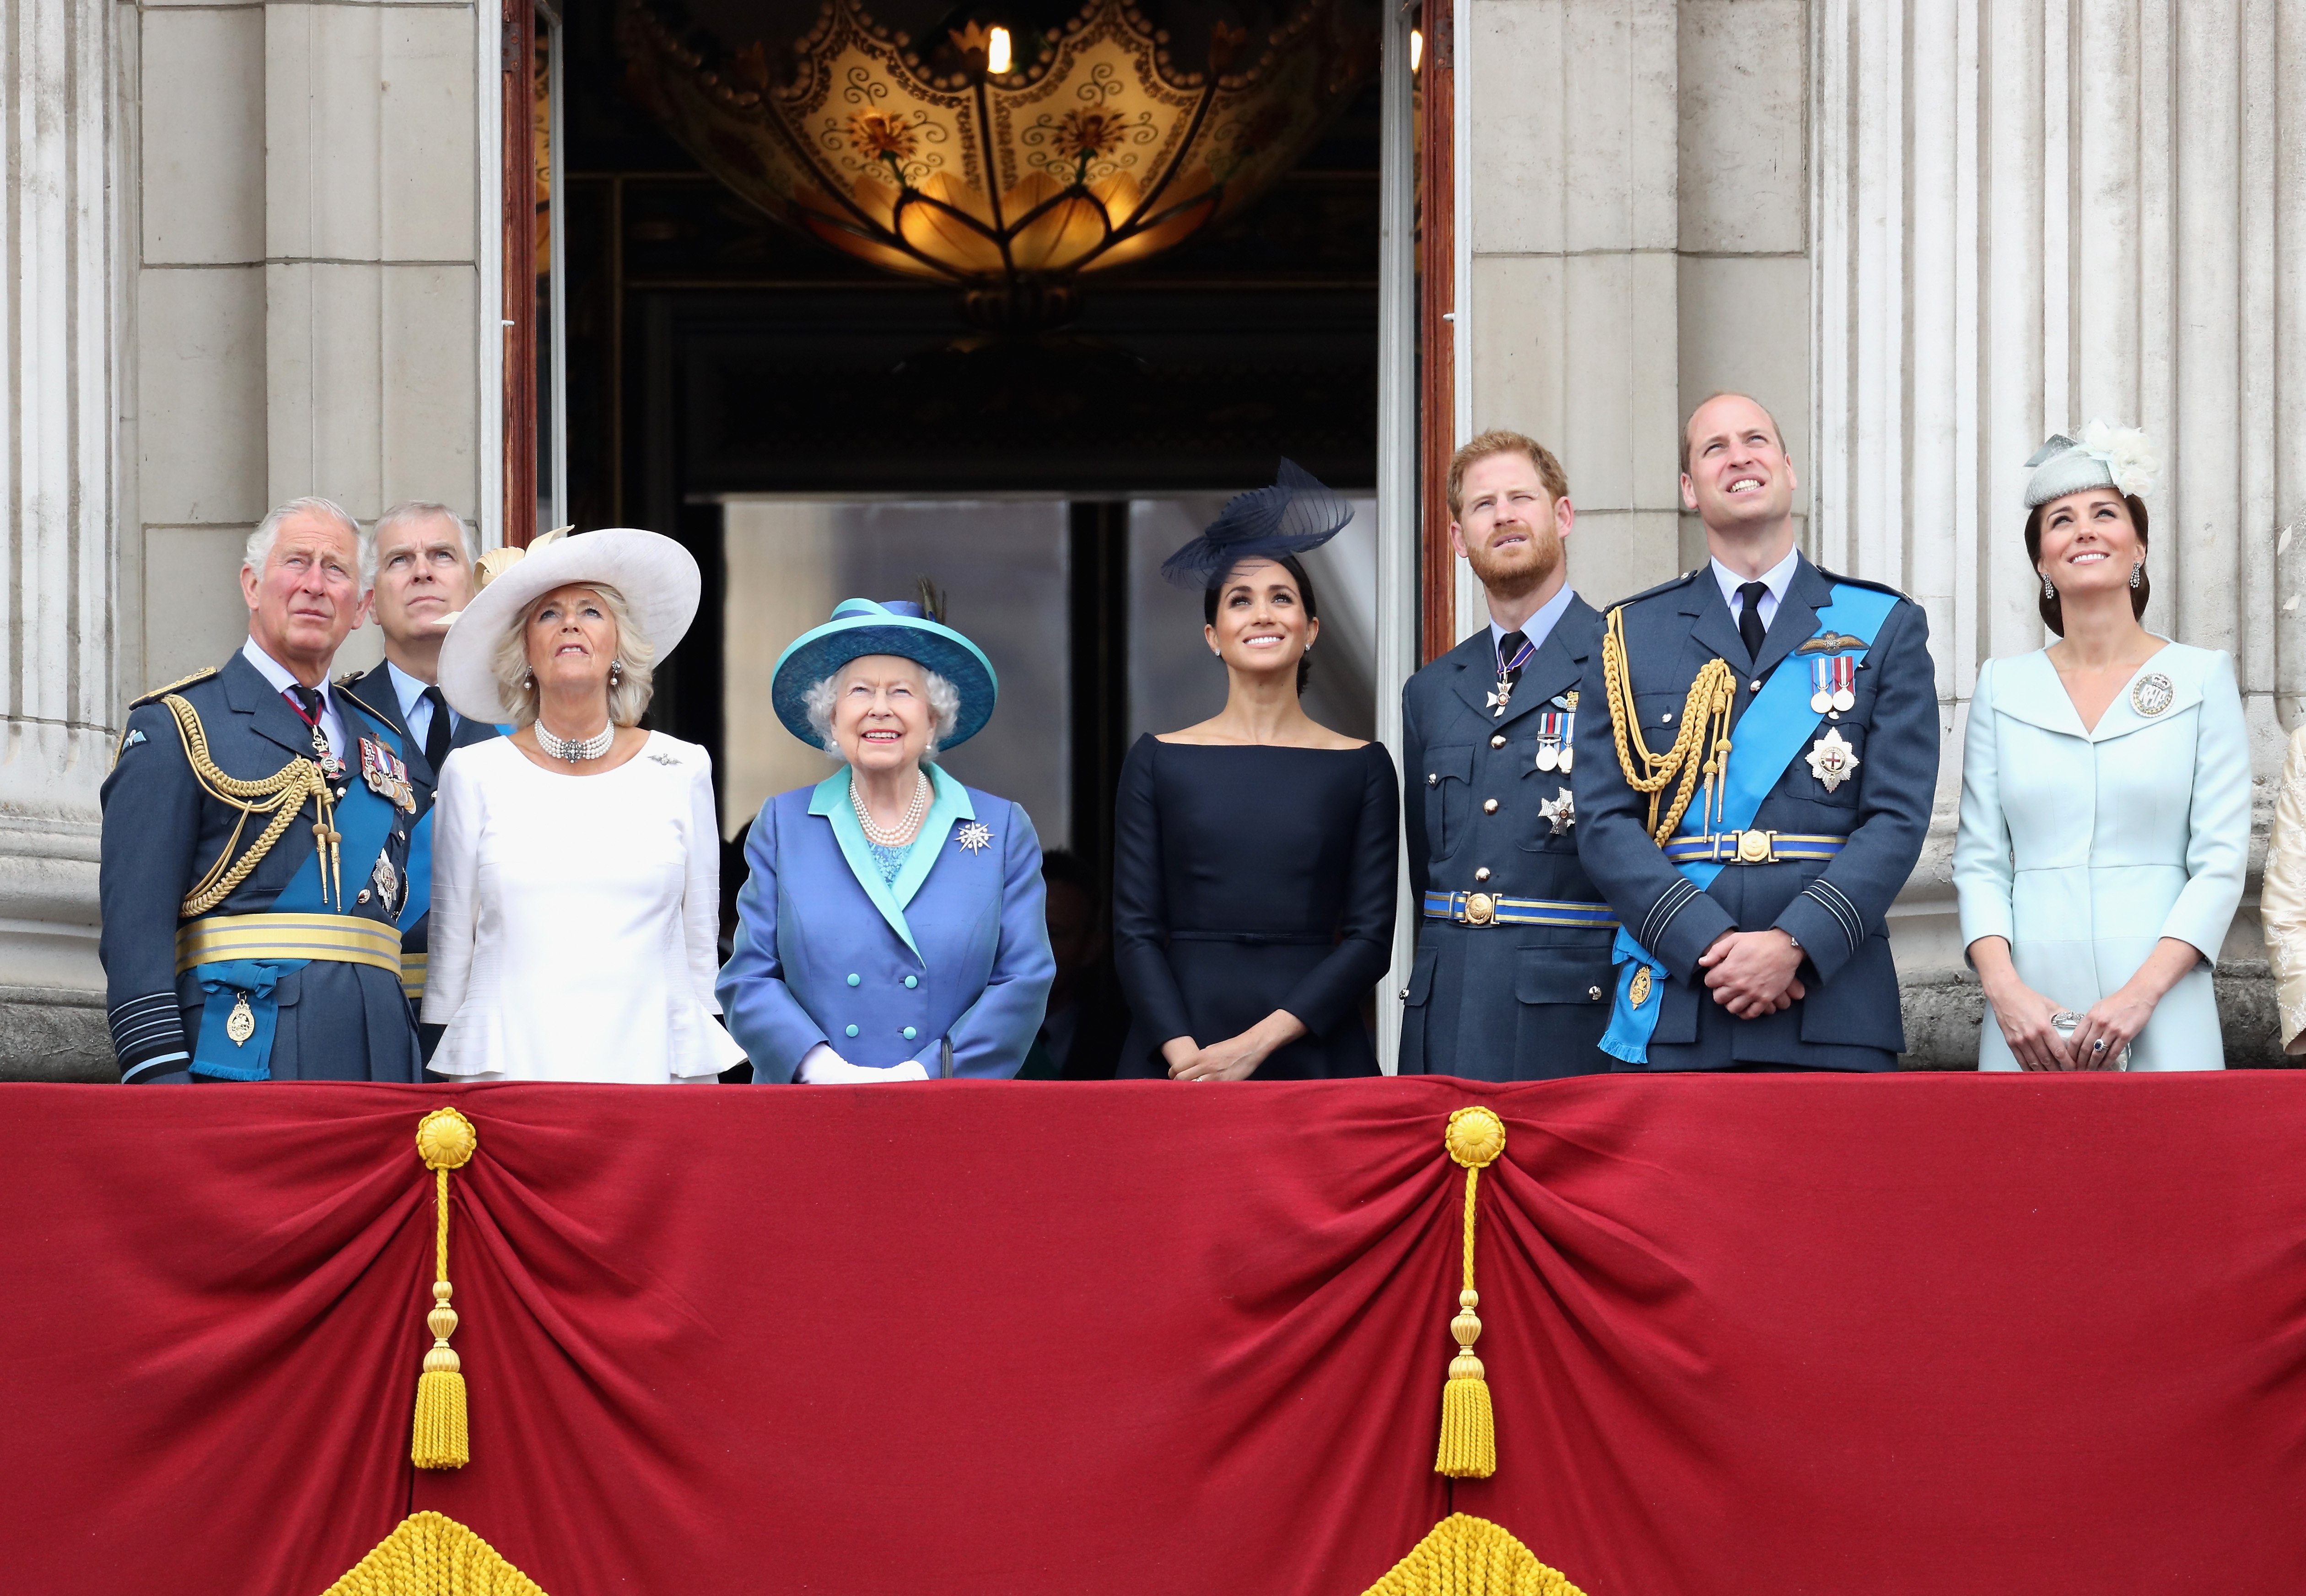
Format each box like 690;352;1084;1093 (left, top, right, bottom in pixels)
902;1026;917;1041
1483;798;1499;814
903;975;918;988
1474;867;1491;882
1750;679;1763;692
1427;772;1439;786
845;1024;859;1038
1588;986;1603;1002
1490;734;1506;749
356;890;371;904
1661;711;1674;723
846;973;860;986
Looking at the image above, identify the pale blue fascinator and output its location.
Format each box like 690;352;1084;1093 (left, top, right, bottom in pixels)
2024;421;2160;508
770;599;999;750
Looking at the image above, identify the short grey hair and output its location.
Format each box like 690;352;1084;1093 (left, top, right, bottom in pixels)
369;501;478;591
245;497;363;582
803;660;962;760
490;581;659;729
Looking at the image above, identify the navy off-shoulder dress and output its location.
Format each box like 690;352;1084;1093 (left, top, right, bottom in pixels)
1111;735;1400;1078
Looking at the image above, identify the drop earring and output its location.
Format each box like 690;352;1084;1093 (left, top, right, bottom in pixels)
2041;574;2057;601
609;659;624;685
2129;562;2143;590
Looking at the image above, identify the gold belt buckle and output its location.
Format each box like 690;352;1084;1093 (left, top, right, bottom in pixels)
1463;892;1497;926
1734;830;1777;865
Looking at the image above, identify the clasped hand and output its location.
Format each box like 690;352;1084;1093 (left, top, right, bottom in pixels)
1697;929;1806;1019
1163;1009;1309;1081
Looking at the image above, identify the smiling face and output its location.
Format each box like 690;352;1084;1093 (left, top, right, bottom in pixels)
1451;450;1570;600
1680;395;1798;532
832;654;935;776
523;584;619;708
1205;557;1317;685
371;513;474;648
2035;488;2143;598
242;512;369;677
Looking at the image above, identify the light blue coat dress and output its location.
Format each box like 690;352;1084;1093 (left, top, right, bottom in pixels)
717;763;1055;1081
1954;642;2249;1070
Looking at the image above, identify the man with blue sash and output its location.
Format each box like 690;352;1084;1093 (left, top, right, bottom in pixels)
1573;394;1938;1071
334;501;504;1063
98;498;426;1083
1400;431;1620;1078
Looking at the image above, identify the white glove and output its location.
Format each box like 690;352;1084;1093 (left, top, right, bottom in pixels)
797;1044;930;1084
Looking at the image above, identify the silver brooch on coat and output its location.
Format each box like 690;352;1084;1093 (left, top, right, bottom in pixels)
1540;786;1576;834
1805;727;1861;793
371;851;399;915
2130;672;2175;717
956;820;993;854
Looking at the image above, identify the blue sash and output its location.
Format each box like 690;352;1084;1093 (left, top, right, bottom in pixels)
1598;584;1899;1064
190;713;407;1080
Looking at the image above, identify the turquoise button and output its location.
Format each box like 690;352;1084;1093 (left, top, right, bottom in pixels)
902;1026;917;1041
845;1024;859;1038
903;975;918;988
846;973;860;987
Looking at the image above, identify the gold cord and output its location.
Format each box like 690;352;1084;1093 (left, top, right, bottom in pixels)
1599;608;1738;844
161;694;338;916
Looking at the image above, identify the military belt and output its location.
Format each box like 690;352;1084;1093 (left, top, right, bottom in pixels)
174;912;403;977
1422;890;1620;929
1660;831;1848;867
400;950;428;1003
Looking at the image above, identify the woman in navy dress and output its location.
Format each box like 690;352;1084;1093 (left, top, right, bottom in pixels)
1114;464;1400;1080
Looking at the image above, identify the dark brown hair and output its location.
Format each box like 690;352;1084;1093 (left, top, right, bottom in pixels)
2025;492;2151;636
1204;552;1318;693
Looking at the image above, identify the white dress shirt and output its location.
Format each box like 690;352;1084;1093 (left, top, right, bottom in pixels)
1709;544;1801;635
1486;582;1579;668
385;658;458;753
240;636;347;758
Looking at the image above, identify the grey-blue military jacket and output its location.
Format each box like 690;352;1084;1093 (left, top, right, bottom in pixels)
1400;596;1618;1079
1570;555;1938;1070
97;651;427;1083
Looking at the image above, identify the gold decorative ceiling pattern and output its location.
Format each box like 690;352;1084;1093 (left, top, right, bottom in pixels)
619;0;1373;314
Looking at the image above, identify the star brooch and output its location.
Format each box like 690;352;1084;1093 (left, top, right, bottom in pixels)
956;821;994;854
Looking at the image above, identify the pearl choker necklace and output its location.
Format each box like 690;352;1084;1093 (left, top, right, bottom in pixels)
537;720;615;762
853;770;930;846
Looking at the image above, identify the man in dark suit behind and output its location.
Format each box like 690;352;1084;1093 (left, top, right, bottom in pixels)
334;501;503;1062
1399;431;1621;1080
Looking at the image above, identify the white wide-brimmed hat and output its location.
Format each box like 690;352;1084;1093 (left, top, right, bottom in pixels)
436;527;700;721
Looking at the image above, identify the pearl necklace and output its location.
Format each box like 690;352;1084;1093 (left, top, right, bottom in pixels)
536;719;615;762
853;770;930;846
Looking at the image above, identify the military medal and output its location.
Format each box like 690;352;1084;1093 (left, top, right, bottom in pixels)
2130;672;2175;717
1809;654;1856;714
1540;786;1576;834
1805;727;1861;793
371;851;399;915
1489;635;1537;717
225;991;256;1046
359;736;417;813
1628;966;1654;1008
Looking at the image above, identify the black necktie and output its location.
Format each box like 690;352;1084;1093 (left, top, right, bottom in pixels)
1736;582;1769;663
283;685;328;755
1497;629;1528;690
421;685;452;772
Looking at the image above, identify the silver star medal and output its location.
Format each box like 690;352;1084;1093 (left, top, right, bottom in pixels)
371;850;399;914
1540;786;1576;835
1487;680;1512;717
1805;727;1860;793
956;820;994;854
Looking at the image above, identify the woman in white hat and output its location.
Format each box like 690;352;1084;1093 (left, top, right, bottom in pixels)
423;528;744;1082
1953;424;2248;1071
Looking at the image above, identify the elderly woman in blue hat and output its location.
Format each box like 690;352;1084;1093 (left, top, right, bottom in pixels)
717;598;1055;1081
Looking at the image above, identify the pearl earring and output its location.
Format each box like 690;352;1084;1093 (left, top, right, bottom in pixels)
609;659;624;684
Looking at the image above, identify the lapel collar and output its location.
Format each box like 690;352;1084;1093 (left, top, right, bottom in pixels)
222;649;324;761
1494;623;1582;731
336;672;418;777
888;765;976;911
1990;651;2088;738
1448;628;1509;723
1681;571;1751;672
1751;556;1835;681
808;767;964;962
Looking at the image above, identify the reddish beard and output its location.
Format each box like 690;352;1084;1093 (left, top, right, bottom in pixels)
1465;524;1563;600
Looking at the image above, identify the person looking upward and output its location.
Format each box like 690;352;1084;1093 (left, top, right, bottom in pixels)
1571;394;1938;1072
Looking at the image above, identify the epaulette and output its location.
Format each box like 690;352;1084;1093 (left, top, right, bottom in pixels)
1815;567;1913;603
1607;569;1701;611
336;679;394;731
127;665;216;710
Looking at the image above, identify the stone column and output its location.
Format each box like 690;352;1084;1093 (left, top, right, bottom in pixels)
1812;0;2306;1061
0;0;120;1078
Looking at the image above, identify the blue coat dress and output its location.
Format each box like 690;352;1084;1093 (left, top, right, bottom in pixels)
717;764;1056;1081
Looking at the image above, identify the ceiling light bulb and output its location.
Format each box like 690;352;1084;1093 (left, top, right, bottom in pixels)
987;25;1012;73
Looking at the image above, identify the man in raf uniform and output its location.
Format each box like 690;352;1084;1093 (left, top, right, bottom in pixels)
334;501;502;1061
1399;431;1620;1078
98;498;427;1083
1573;393;1937;1071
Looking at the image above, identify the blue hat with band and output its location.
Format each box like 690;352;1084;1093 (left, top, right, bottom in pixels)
770;599;999;750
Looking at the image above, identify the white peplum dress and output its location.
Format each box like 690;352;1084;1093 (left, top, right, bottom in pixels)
423;732;745;1082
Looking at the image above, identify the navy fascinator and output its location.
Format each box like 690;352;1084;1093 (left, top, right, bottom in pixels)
1159;459;1354;588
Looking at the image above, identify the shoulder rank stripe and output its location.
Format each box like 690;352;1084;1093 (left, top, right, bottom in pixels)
127;665;218;709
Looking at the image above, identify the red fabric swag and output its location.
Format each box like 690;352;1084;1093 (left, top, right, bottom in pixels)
7;1074;2305;1595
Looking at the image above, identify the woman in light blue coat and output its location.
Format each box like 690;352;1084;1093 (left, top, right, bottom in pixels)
1955;426;2249;1071
717;598;1055;1082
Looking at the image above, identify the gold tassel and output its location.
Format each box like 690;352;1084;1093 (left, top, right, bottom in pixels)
1436;1106;1506;1479
411;1107;478;1470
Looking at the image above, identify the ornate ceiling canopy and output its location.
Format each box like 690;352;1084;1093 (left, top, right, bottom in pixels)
619;0;1376;324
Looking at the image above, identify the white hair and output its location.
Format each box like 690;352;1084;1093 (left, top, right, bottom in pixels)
491;581;659;729
804;660;961;761
245;497;363;583
369;501;478;591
